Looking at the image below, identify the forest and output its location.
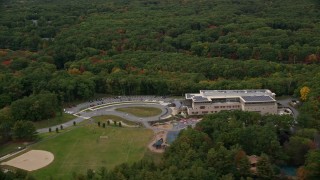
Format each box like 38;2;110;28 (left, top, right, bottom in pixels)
0;0;320;179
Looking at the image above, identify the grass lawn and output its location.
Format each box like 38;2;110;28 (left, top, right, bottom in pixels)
30;125;153;179
33;113;76;129
116;107;162;117
0;142;27;157
92;115;139;126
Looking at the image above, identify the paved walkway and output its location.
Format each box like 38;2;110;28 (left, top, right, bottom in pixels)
37;102;173;133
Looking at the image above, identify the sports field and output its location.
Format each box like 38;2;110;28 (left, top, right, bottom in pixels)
115;107;162;117
30;125;154;179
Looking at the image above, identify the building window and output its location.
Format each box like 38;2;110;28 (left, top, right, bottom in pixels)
200;106;205;109
214;106;219;108
203;111;208;114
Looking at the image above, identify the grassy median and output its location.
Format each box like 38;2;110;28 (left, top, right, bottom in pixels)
115;107;162;117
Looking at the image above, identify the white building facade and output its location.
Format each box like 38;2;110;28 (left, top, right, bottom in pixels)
185;89;277;115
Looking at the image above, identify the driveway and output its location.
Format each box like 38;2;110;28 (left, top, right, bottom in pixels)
37;102;172;133
277;97;299;119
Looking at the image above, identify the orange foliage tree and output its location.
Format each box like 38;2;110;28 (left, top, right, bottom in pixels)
300;86;311;101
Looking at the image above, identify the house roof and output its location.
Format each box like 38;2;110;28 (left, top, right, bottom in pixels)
248;155;259;164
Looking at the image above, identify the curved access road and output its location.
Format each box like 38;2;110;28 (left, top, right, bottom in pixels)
37;102;172;133
277;98;299;119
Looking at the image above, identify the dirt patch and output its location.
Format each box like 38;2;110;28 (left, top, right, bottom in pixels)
1;150;54;171
153;124;173;130
148;131;168;153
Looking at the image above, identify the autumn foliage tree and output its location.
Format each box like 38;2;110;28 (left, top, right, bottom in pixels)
300;86;311;101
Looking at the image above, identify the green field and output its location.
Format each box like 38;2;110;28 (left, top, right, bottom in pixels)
30;125;154;179
33;113;76;129
92;115;139;126
116;107;162;117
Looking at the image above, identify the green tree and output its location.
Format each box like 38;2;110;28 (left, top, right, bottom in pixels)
12;120;37;141
207;145;235;176
284;136;312;166
0;107;14;143
304;150;320;179
256;154;274;180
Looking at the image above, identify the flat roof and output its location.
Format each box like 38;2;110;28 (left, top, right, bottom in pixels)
200;89;274;97
185;93;195;99
193;96;210;102
186;89;276;103
241;95;275;102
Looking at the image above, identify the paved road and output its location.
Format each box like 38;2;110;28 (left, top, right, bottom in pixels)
37;102;172;133
277;98;299;119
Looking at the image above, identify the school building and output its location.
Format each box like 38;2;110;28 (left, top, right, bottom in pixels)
185;89;277;115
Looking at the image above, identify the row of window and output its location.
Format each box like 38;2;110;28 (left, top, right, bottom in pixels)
198;105;241;109
192;111;218;114
215;105;240;109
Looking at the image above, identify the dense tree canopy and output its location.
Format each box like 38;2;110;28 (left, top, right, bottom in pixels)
0;0;320;178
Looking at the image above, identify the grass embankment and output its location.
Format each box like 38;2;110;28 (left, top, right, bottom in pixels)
116;107;162;117
0;142;26;157
33;113;76;129
92;115;138;126
30;125;153;179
